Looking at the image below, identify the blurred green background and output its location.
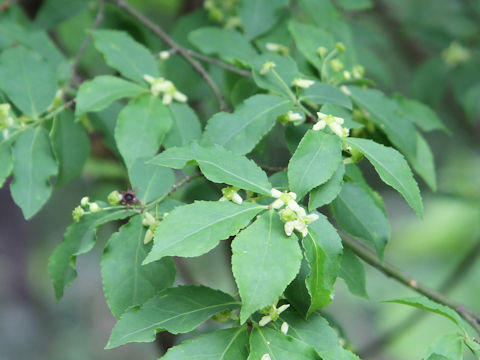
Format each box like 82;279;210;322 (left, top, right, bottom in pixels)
0;0;479;359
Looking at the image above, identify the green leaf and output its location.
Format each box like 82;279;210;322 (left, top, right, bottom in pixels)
337;0;372;10
161;327;249;360
0;46;56;117
49;209;135;300
331;182;390;258
339;248;368;298
188;27;257;66
300;82;352;110
232;210;302;323
0;141;13;187
344;163;385;212
202;94;293;155
128;157;174;204
424;334;463;360
115;95;172;169
303;215;343;315
239;0;289;40
50;111;90;186
101;216;176;318
343;137;423;216
10;127;57;219
75;75;148;117
346;86;417;157
163;103;202;148
279;310;360;360
308;163;345;211
252;53;298;98
288;21;334;73
461;84;480;123
383;296;468;332
285;259;313;317
248;326;320;360
32;0;86;29
393;95;448;133
144;201;265;264
408;133;437;191
288;130;342;199
92;30;159;83
150;143;273;195
106;285;239;348
299;0;339;29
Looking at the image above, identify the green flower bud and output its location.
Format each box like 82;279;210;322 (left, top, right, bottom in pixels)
330;59;344;72
89;202;101;213
80;196;90;207
72;206;85;222
316;46;328;58
260;61;276;75
335;42;346;53
107;190;122;206
143;228;154;244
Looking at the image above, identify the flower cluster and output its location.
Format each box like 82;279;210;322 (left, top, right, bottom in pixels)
142;212;159;244
219;186;243;204
72;196;101;222
0;103;15;139
143;75;187;104
259;301;290;327
270;189;319;238
313;112;349;138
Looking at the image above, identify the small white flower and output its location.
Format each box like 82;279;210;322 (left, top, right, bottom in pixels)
277;304;290;314
232;192;243;205
284;221;295;236
287;199;301;212
292;78;315;89
270;188;282;198
158;50;171;60
261;354;272;360
271;198;285;209
312;119;327;131
270;191;297;210
287;111;302;122
329;122;345;137
259;315;272;326
280;322;289;334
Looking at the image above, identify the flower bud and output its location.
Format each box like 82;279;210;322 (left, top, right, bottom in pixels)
261;354;272;360
287;111;302;122
260;61;276;75
343;71;351;80
107;191;122;206
80;196;90;207
72;206;85;222
292;78;315;89
330;59;344;72
158;50;171;60
281;322;289;334
173;91;187;103
259;315;272;326
89;202;101;213
352;64;365;78
143;228;154;244
316;46;328;58
143;212;157;227
335;42;346;53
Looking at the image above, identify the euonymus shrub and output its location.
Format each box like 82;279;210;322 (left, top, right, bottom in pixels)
0;0;478;359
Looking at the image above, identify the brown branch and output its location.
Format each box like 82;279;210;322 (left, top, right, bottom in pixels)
342;235;480;336
107;0;230;111
70;0;106;85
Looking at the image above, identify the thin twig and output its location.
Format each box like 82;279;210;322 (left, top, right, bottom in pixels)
186;50;252;77
342;235;480;336
108;0;229;111
70;0;106;83
359;238;480;356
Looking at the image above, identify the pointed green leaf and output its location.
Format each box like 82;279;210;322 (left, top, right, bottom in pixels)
394;95;448;133
0;46;56;117
115;95;172;169
128;157;174;204
279;310;360;360
343;137;423;216
10;127;57;219
300;82;352;109
161;327;249;360
299;0;339;29
188;27;257;66
252;53;298;98
288;21;334;73
49;209;135;300
50;111;90;186
239;0;289;39
150;143;273;195
202;94;293;155
288;130;342;199
163;103;202;148
101;216;176;318
232;210;302;323
424;334;463;360
346;86;417;157
144;201;265;264
308;163;345;211
383;296;468;332
75;75;148;117
331;182;390;258
339;248;368;298
303;214;343;315
248;326;320;360
408;132;437;191
92;30;158;83
106;286;239;348
0;141;13;187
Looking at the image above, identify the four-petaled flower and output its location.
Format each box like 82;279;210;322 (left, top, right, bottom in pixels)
313;112;349;138
259;303;290;326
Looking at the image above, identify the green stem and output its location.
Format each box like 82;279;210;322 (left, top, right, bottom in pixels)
321;49;338;82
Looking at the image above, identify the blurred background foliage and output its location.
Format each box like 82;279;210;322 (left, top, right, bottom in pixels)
0;0;479;359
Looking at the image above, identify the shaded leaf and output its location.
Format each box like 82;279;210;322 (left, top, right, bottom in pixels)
309;163;345;211
393;95;448;133
106;286;239;348
239;0;289;40
339;248;368;298
163;103;202;148
301;82;352;110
